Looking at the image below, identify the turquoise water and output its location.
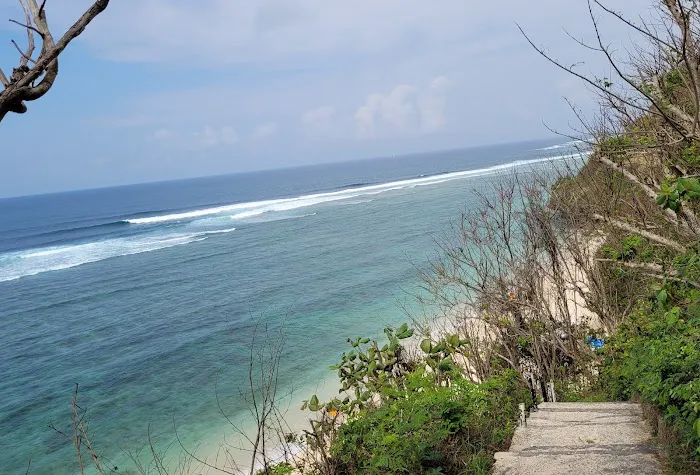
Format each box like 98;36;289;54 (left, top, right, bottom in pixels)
0;139;579;473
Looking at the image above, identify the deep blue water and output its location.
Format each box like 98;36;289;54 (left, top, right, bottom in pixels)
0;138;579;474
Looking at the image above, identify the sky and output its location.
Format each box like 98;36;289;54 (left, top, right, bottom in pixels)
0;0;649;197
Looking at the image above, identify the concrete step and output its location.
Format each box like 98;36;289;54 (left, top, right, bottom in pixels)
492;402;662;475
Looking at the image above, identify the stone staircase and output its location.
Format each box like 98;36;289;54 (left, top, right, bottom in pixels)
492;402;662;475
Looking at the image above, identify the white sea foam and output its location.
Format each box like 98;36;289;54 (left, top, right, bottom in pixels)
339;199;374;205
126;154;580;226
199;227;237;235
537;140;586;151
0;229;235;282
2;153;584;283
238;212;318;224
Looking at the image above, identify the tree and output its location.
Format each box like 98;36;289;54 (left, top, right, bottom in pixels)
519;0;700;238
0;0;110;122
415;170;601;395
516;1;700;311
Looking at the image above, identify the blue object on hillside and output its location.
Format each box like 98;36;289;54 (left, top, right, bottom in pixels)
586;336;605;349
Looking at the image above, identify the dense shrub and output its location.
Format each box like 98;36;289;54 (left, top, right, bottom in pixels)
256;462;294;475
600;274;700;463
330;370;531;475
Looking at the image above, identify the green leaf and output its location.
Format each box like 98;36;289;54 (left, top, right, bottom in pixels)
420;339;433;354
666;307;681;327
308;395;320;412
431;342;446;354
438;357;453;372
448;334;460;347
679;177;700;194
657;289;668;308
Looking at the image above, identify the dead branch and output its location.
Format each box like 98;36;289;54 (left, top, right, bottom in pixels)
0;0;110;121
592;213;688;252
597;155;686;224
597;258;700;288
12;40;36;65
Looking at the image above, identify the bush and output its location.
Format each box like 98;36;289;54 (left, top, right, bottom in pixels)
256;463;294;475
600;278;700;464
330;370;531;475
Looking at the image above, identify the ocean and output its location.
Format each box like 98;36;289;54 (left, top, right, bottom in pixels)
0;138;581;474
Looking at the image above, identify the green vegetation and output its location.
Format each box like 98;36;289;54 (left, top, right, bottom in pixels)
301;324;417;415
332;371;530;475
600;235;654;262
682;144;700;167
595;244;700;472
524;8;700;465
662;177;700;213
551;137;700;471
292;329;532;475
552;137;700;471
600;280;700;454
257;463;294;475
33;3;700;474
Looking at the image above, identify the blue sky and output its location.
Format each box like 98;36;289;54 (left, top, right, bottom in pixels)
0;0;643;197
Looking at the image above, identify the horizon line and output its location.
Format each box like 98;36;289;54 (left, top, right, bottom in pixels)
1;136;564;200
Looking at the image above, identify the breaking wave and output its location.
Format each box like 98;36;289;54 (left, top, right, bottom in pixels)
536;140;586;151
1;153;584;283
0;229;236;283
124;154;578;226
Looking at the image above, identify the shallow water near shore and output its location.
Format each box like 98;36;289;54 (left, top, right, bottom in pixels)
0;139;583;474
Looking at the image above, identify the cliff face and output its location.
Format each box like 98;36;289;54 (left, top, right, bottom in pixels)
524;3;700;467
548;135;700;471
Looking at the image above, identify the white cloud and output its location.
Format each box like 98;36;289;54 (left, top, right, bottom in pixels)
81;0;635;146
153;128;173;140
252;122;277;140
63;0;631;68
194;125;239;148
419;76;453;134
301;106;336;137
220;126;240;145
2;0;650;196
355;84;417;138
74;0;477;65
355;77;451;138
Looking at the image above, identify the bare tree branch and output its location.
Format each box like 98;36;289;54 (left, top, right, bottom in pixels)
0;0;110;121
9;18;42;37
593;1;675;51
597;259;700;288
592;213;688;252
12;40;36;65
